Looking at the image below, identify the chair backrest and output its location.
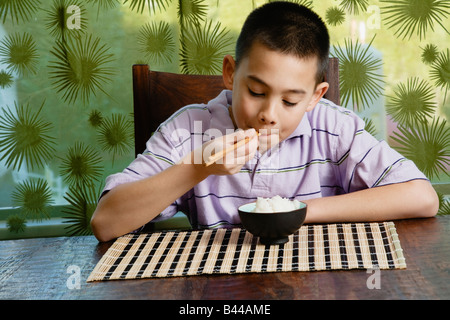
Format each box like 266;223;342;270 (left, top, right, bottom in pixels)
132;57;340;156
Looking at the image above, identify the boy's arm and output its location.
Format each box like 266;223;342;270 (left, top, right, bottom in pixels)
91;129;258;242
303;179;439;223
91;160;208;242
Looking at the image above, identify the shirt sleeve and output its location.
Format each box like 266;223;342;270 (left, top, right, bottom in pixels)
334;113;428;193
102;127;185;223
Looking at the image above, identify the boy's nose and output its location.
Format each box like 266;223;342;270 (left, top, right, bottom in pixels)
259;101;277;125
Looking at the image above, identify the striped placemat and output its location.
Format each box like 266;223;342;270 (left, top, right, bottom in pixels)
87;222;405;282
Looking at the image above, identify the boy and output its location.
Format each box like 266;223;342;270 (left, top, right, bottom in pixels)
91;2;438;242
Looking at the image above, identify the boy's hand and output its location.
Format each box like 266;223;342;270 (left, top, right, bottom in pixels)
183;129;259;176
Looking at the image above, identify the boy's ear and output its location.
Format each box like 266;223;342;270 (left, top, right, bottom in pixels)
222;55;236;90
306;82;329;112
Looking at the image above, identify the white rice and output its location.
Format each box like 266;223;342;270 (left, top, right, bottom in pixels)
253;195;301;213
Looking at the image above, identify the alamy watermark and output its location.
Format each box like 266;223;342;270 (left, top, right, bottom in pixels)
66;265;81;290
172;121;280;166
366;267;381;290
66;5;81;30
366;5;381;30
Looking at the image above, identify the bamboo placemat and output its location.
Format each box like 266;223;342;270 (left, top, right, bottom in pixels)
87;222;405;282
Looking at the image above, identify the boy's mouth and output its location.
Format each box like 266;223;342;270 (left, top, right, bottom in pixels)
254;128;280;153
254;128;280;137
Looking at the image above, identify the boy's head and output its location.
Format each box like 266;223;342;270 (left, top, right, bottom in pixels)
223;2;330;149
235;1;330;85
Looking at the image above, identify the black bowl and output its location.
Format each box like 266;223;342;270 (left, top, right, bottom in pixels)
238;202;307;245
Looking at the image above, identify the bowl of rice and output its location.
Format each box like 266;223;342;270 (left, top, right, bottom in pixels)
238;195;307;245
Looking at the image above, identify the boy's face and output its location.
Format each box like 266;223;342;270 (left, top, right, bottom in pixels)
223;41;328;150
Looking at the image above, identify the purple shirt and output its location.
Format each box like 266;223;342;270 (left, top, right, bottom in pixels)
103;90;427;229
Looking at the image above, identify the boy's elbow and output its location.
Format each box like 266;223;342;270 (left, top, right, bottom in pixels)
409;179;439;218
91;215;106;242
91;211;115;242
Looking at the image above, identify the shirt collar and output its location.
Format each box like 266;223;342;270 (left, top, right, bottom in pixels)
208;90;235;135
285;114;312;141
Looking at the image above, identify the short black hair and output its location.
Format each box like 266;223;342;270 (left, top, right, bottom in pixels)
235;1;330;85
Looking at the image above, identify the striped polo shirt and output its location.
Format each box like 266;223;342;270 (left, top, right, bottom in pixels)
103;90;427;229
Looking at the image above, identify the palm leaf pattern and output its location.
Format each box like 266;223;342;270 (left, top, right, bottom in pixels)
88;109;103;128
0;0;41;24
177;0;208;27
0;102;56;171
59;141;103;187
439;201;450;215
421;43;439;65
180;20;233;75
44;0;87;40
326;6;346;26
138;21;176;64
363;117;378;137
332;36;385;110
390;117;450;179
123;0;172;14
0;32;39;76
11;178;53;222
62;184;99;236
339;0;368;15
380;0;450;40
0;70;14;89
97;113;134;162
6;215;27;233
385;77;437;128
437;192;450;215
85;0;120;10
48;33;115;104
430;48;450;101
268;0;313;9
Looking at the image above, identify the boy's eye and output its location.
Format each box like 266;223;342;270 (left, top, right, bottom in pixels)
248;88;265;97
283;100;297;107
249;87;298;107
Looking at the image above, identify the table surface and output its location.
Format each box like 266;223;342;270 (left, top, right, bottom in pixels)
1;216;449;300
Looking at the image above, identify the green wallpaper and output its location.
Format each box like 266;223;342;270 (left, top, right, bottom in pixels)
0;0;449;237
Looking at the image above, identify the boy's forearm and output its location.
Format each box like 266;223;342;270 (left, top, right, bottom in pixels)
303;179;439;224
91;131;257;242
91;159;209;242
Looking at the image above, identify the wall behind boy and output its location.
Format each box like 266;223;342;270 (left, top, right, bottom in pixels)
0;0;449;237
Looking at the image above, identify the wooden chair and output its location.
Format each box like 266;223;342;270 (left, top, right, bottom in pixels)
132;57;340;156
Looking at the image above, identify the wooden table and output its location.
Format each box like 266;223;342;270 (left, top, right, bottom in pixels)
1;216;449;301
